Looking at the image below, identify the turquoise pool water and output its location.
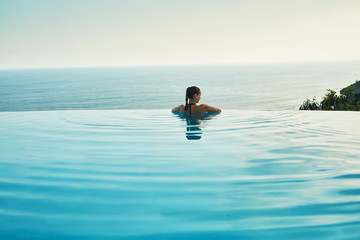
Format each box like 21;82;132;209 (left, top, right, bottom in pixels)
0;110;360;239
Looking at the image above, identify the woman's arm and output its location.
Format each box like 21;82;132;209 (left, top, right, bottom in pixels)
201;104;221;112
172;105;183;112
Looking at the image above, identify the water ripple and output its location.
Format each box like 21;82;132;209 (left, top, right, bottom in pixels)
0;110;360;239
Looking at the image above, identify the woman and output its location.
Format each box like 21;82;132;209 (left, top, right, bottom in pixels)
172;86;221;114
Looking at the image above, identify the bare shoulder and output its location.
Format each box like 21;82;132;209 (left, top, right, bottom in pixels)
172;105;185;112
199;104;222;112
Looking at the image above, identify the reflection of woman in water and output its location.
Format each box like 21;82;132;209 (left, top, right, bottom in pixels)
172;86;221;114
185;117;202;140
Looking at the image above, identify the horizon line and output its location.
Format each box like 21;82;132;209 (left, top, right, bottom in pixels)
1;59;360;71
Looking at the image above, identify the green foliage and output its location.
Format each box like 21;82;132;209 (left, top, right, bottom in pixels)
299;97;320;110
299;83;360;111
320;89;336;110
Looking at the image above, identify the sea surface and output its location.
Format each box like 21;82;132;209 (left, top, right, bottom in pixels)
0;62;360;239
1;61;360;111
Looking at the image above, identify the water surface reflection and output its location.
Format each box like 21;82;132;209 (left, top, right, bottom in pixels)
172;112;220;140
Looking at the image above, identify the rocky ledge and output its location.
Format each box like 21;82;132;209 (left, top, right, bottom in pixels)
300;80;360;111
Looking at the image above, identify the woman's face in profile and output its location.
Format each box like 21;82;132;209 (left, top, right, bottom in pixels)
194;91;201;103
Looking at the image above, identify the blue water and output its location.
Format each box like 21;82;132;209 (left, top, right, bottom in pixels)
1;62;360;239
1;61;360;111
0;110;360;239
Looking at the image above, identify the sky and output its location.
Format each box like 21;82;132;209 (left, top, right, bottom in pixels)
1;0;360;69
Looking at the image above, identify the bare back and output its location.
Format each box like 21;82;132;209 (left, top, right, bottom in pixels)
172;104;221;114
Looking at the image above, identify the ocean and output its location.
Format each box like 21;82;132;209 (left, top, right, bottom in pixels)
1;61;360;112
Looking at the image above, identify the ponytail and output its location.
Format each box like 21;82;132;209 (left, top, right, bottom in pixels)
184;86;200;112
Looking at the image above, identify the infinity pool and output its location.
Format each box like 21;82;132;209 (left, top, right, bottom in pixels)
0;110;359;239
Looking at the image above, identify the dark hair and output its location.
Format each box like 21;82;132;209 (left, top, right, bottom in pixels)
185;86;200;111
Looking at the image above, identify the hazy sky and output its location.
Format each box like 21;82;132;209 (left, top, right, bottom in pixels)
1;0;360;69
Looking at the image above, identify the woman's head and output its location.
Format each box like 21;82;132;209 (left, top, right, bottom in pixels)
185;86;201;109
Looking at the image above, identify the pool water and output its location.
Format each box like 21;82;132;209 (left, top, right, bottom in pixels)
0;110;359;239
